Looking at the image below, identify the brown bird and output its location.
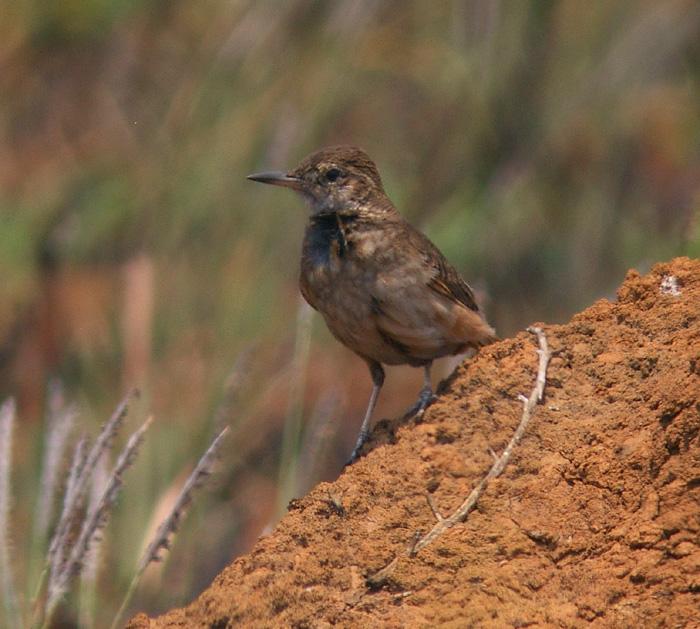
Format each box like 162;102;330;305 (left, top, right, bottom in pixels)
248;146;497;463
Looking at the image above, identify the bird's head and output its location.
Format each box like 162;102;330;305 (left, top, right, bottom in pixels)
248;145;388;215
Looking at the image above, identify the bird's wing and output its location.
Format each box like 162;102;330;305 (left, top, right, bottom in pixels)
404;223;480;313
427;255;480;313
368;221;496;363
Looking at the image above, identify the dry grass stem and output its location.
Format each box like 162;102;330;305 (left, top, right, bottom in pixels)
79;454;110;629
296;390;340;493
35;382;77;543
276;299;313;515
136;426;229;574
212;345;256;432
47;390;135;580
0;399;20;628
110;426;229;629
46;416;154;619
46;434;88;590
77;390;137;500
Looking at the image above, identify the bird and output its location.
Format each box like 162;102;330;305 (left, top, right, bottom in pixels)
248;145;497;463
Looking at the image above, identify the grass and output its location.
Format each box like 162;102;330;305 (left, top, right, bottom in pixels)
0;392;227;628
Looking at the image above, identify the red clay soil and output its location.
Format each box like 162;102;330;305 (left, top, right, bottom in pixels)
130;257;700;628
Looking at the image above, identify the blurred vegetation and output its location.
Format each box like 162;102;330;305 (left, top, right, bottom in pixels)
1;0;699;625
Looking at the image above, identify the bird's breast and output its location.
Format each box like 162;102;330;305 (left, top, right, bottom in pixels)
299;215;402;361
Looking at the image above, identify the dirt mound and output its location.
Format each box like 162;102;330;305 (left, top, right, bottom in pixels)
130;258;699;628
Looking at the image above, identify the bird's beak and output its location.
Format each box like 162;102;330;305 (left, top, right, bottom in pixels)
246;171;303;191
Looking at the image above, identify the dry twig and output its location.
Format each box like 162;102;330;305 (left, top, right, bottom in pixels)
369;327;552;582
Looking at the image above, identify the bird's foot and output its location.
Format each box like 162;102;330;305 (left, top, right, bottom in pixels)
345;429;370;466
402;386;437;420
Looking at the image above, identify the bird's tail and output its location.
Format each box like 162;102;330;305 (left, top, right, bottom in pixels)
479;328;500;347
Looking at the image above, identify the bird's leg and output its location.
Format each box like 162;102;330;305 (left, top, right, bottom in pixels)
403;363;437;420
347;361;385;465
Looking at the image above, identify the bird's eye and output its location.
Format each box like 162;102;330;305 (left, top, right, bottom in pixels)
325;168;341;182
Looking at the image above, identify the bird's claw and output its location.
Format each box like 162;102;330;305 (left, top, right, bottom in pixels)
345;429;370;466
403;386;436;420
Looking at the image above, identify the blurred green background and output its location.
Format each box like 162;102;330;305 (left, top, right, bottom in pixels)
2;0;699;625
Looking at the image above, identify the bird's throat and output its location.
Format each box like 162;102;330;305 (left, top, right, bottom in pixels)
304;212;358;268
